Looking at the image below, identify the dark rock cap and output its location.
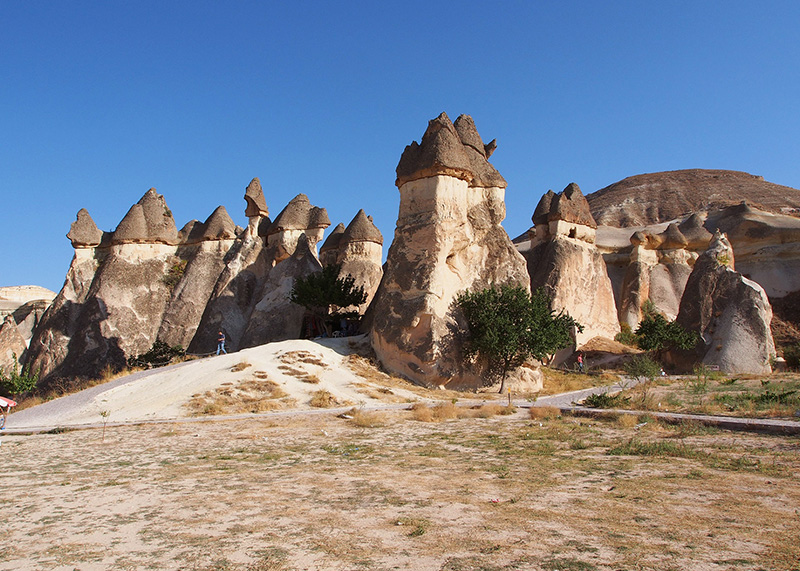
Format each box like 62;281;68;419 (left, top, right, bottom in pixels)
67;208;103;247
679;213;713;249
657;223;689;250
532;190;556;226
202;206;237;241
244;177;269;218
548;183;597;229
178;219;204;244
341;209;384;245
395;112;507;189
113;188;178;244
320;223;346;254
268;194;331;234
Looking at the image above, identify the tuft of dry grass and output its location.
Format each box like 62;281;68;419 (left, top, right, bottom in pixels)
616;412;640;428
540;368;608;395
529;405;561;420
309;389;338;408
349;408;386;428
409;401;515;422
231;361;251;372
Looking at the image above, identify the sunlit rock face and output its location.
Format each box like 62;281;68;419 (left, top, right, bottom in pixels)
320;210;383;315
0;315;27;372
522;183;619;346
668;232;776;374
368;112;529;389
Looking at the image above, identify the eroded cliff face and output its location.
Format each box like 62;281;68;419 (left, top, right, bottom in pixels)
522;183;619;346
27;180;332;383
669;232;776;374
368;113;530;389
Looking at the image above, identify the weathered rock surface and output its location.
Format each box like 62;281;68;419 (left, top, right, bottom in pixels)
0;315;27;373
67;209;103;248
323;210;384;314
587;169;800;227
369;113;529;390
240;234;323;347
523;184;619;345
671;232;776;374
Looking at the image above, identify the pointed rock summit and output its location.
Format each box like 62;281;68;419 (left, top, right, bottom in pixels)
112;188;178;244
244;177;269;218
395;112;506;189
67;209;103;248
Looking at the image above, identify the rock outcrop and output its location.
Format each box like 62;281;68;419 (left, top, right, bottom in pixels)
320;210;383;314
0;316;27;373
670;232;776;374
588;169;800;227
368;112;530;389
522;183;619;345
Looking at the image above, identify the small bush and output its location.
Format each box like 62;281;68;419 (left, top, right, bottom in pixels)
529;405;560;420
410;403;434;422
784;343;800;370
350;409;386;427
615;323;638;346
624;354;662;383
127;341;185;369
0;354;39;398
309;389;338;408
584;392;630;408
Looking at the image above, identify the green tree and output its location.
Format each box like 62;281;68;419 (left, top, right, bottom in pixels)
0;354;39;399
290;264;367;337
456;285;583;394
635;312;699;354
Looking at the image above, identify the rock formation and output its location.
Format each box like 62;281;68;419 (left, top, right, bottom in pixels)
191;193;330;353
522;183;619;345
319;210;383;313
670;232;776;374
0;315;27;373
588;169;800;227
368;112;530;389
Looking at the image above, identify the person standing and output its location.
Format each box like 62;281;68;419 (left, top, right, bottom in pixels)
577;353;584;373
217;331;227;355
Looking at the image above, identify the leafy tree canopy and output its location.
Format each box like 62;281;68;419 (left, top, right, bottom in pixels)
456;285;583;393
290;264;367;334
635;312;699;353
0;354;39;398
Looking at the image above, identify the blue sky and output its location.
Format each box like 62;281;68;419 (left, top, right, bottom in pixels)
3;1;799;292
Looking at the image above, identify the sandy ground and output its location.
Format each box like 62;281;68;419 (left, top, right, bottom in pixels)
6;336;425;430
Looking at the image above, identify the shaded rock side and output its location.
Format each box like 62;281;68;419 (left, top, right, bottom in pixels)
370;114;528;389
332;210;384;314
672;232;776;374
0;316;27;373
24;243;105;380
240;235;323;347
319;223;345;266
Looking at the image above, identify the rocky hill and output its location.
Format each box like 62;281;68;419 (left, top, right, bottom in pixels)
587;169;800;227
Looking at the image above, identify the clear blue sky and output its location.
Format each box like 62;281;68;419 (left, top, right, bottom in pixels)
3;1;799;292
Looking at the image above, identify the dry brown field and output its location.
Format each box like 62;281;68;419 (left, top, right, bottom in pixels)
1;407;798;571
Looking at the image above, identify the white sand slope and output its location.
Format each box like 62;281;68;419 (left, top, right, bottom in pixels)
7;336;421;429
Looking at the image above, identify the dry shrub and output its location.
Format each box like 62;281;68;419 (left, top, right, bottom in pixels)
231;361;251;372
433;401;460;420
350;409;386;428
303;374;321;384
529;405;561;420
253;371;270;379
410;403;434;422
474;403;516;418
309;389;338;408
616;412;640;428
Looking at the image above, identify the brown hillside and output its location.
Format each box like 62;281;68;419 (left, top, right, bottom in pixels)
587;169;800;227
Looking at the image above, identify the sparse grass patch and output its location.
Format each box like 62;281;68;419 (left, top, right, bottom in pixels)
186;378;290;415
394;517;430;537
541;368;606;395
529;405;561;420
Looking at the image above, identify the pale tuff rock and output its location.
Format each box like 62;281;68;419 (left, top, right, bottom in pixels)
369;113;529;389
335;210;384;314
524;184;619;345
671;232;776;374
0;315;27;373
267;194;330;262
67;209;103;248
